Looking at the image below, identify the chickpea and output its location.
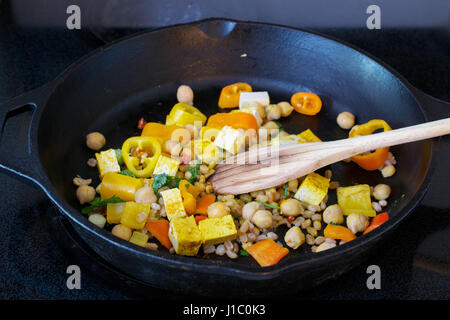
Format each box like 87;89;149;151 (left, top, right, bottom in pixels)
135;185;157;204
111;224;132;241
207;201;230;218
280;199;303;216
346;213;369;234
86;132;106;151
277;101;294;117
266;104;281;121
254;105;266;119
288;179;298;192
88;213;106;229
373;184;391;200
164;139;182;156
251;210;273;229
76;185;96;204
323;204;344;225
242;201;260;221
73;175;92;186
381;165;396;178
262;121;280;130
336;112;355;129
284;226;305;249
176;84;194;105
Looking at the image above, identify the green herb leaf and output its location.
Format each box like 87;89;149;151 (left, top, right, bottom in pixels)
239;249;249;256
152;173;181;192
254;200;280;209
284;182;288;199
274;121;283;129
329;222;341;226
120;169;136;178
186;163;201;184
115;149;124;165
81;196;123;214
230;211;238;219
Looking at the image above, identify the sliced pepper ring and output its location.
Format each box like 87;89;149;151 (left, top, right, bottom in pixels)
349;119;392;171
218;82;252;109
122;136;162;178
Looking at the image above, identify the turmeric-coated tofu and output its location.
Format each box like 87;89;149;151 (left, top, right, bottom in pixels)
160;188;187;221
198;214;237;246
294;172;330;206
153;154;180;176
120;201;151;229
95;149;121;178
168;216;202;256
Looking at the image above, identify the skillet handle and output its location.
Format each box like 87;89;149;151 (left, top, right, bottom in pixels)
0;84;51;188
412;88;450;210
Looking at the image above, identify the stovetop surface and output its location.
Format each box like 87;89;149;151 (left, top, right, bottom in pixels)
0;13;449;299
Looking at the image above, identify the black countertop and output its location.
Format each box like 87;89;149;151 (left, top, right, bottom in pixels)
0;12;449;299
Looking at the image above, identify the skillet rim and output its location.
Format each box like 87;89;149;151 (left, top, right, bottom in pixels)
31;18;436;280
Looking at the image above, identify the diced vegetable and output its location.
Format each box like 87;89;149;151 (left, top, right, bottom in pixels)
160;188;187;221
179;180;197;215
152;154;180;176
145;219;172;249
168;216;202;256
120;201;151;229
121;136;162;178
294;172;330;206
323;224;356;242
246;238;289;267
207;112;258;131
297;129;322;142
218;82;252;109
198;214;237;246
349;119;392;170
100;172;144;201
129;231;149;247
141;122;183;142
165;103;206;126
363;212;389;234
106;202;126;224
337;184;376;217
95;149;121;178
196;194;216;214
291;92;322;116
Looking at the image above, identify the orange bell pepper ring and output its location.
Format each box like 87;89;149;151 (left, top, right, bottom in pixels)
291;92;322;116
207;112;258;131
363;212;389;234
349;119;392;171
218;82;252;109
324;224;357;242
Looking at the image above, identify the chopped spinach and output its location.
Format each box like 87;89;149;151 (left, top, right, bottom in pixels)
120;169;136;178
239;249;249;256
82;196;123;214
152;173;181;192
186;163;201;184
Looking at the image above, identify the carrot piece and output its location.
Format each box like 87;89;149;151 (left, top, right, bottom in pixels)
246;238;289;267
363;212;389;234
196;194;216;214
324;224;356;242
145;219;172;249
195;215;208;225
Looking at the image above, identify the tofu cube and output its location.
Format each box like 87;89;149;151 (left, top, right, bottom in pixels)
294;172;330;206
198;214;237;246
213;126;246;155
239;91;270;109
160;188;186;221
168;216;202;256
106;202;125;224
153;154;180;176
95;149;121;178
129;231;149;247
337;184;376;217
120;201;151;229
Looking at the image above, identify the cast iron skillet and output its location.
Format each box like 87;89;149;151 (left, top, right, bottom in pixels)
0;19;449;297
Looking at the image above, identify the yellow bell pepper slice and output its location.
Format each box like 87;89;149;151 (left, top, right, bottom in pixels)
165;103;207;126
122;136;162;178
337;184;376;217
297;129;322;143
141;122;183;142
100;172;144;202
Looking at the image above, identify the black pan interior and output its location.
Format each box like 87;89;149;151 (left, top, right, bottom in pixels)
36;22;431;266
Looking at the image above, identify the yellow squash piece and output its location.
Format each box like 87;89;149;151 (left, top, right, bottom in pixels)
120;201;151;229
165;103;207;126
337;184;376;217
198;214;237;246
213;126;246;155
129;231;149;247
100;172;144;201
297;129;322;143
160;188;187;221
153;154;180;176
106;202;125;224
95;149;121;178
168;215;202;256
294;172;330;206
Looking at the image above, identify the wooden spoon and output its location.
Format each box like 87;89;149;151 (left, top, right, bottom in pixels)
210;118;450;194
